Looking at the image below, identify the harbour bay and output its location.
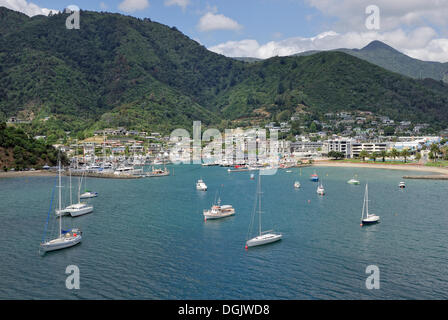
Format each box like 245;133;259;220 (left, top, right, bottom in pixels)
0;165;447;299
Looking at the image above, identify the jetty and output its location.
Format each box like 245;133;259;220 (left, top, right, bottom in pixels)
67;171;142;179
403;175;448;180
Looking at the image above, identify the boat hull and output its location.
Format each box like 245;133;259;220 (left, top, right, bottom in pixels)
69;206;93;217
80;192;98;199
40;235;82;252
246;233;282;247
203;211;235;220
362;215;380;225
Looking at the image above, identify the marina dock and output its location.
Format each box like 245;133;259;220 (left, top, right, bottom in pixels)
403;175;448;180
66;171;142;179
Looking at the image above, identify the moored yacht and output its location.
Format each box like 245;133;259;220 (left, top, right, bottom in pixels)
347;178;360;185
317;183;325;195
57;203;93;217
57;172;93;217
40;160;82;252
80;190;98;199
245;174;282;248
361;184;380;226
203;198;235;221
196;179;207;191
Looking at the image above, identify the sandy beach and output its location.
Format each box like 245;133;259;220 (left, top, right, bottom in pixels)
312;160;448;175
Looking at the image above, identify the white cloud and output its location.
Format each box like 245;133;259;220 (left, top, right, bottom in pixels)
118;0;149;13
164;0;189;10
197;12;242;32
99;2;108;10
306;0;448;31
0;0;57;16
209;27;448;62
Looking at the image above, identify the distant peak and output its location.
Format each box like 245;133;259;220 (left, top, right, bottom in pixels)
361;40;397;52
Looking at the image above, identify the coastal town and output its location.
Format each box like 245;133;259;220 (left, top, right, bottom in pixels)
3;110;448;175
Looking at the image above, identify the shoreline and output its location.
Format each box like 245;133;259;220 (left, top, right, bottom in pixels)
2;162;448;179
0;170;57;179
312;160;448;175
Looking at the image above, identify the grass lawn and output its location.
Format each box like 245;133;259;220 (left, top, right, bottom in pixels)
425;160;448;167
328;159;417;164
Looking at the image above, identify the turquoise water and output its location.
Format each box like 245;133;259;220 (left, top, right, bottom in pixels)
1;165;448;299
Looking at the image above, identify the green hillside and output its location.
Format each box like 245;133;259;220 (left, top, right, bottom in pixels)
218;53;448;127
292;40;448;82
0;122;64;170
2;7;448;139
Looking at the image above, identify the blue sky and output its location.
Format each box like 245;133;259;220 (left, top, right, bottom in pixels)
3;0;448;62
24;0;328;46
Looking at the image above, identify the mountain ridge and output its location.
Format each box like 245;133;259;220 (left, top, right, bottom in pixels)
1;6;448;140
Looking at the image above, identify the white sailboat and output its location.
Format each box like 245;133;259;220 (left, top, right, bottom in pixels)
316;182;325;195
40;161;82;252
360;183;380;226
57;172;93;217
246;174;282;248
80;173;98;199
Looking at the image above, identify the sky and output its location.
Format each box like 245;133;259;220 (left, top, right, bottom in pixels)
2;0;448;62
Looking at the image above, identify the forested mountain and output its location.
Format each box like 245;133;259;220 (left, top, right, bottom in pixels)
2;6;448;139
293;40;448;82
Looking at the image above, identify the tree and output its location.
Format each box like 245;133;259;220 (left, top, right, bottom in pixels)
371;152;380;162
328;151;344;159
441;145;448;160
384;126;395;136
379;150;388;162
390;148;400;160
359;150;369;161
401;148;410;163
415;152;422;162
430;143;440;162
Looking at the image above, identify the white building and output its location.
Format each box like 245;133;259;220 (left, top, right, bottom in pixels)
351;142;389;158
323;139;353;158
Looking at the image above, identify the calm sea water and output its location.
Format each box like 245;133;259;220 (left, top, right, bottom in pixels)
0;165;447;299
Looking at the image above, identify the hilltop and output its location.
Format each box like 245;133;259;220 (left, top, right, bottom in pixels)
1;7;448;140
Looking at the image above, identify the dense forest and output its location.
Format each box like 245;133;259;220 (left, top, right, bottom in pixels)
1;6;448;140
0;122;64;170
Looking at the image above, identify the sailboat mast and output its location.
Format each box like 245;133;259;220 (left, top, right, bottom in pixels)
58;160;62;238
78;175;81;203
258;174;262;236
69;169;72;205
366;184;369;216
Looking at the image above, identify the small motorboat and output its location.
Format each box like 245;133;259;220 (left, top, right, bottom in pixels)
294;181;301;189
347;178;360;185
310;173;319;182
399;182;406;189
196;179;207;191
80;190;98;199
203;198;235;220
